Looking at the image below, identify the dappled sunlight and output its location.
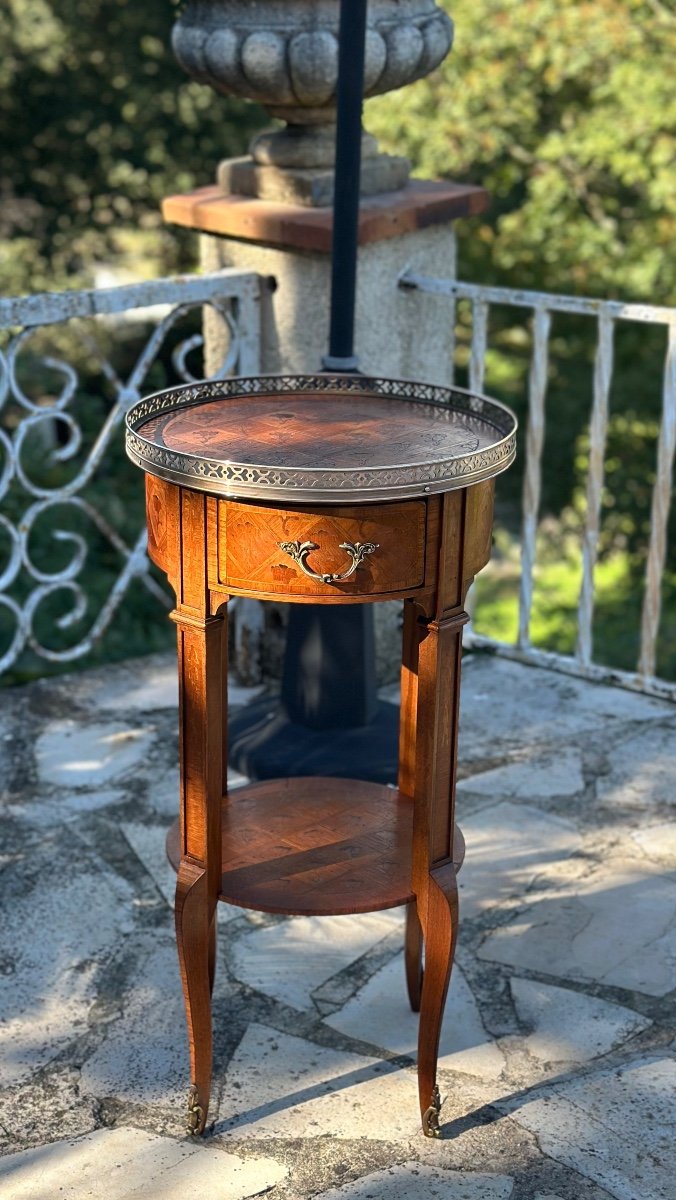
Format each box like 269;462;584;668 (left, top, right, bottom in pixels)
472;525;648;669
0;867;135;1089
1;653;673;1194
35;720;155;788
0;1127;288;1199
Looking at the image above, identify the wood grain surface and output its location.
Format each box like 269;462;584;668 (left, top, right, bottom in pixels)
139;393;494;470
166;777;465;917
218;499;426;597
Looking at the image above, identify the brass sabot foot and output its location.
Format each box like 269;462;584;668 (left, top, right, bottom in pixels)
187;1085;205;1136
421;1084;442;1138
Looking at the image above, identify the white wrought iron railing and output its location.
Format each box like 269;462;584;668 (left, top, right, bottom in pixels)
0;270;261;677
401;271;676;702
2;263;674;700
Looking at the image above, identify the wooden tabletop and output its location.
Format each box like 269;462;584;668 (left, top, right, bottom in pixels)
126;374;516;504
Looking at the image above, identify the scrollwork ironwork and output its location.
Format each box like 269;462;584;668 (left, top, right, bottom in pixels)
0;276;258;676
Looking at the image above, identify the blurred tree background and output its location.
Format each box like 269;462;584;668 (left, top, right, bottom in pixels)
0;0;674;681
370;0;675;302
0;0;263;295
369;0;676;677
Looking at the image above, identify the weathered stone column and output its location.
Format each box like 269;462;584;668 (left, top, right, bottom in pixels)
164;182;487;386
162;0;488;685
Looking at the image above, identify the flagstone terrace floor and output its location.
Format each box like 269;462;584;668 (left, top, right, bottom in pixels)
0;651;674;1200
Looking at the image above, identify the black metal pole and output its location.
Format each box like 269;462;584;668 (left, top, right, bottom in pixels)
280;0;379;738
323;0;369;371
229;0;400;783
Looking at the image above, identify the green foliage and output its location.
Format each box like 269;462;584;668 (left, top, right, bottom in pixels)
474;517;676;679
367;1;676;677
367;0;676;301
1;0;674;681
0;0;264;295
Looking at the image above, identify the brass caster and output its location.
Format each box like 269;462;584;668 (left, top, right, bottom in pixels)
421;1084;442;1138
187;1085;205;1136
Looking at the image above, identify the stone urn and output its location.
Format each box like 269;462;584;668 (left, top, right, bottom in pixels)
172;0;454;204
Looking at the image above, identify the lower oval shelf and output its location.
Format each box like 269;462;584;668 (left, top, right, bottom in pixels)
166;776;465;918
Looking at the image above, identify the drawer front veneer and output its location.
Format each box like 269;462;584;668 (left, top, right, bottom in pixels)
217;500;427;598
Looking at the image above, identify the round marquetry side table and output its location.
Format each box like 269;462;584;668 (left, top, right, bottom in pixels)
125;373;516;1138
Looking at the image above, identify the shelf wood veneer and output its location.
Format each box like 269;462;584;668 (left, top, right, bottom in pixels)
166;777;465;917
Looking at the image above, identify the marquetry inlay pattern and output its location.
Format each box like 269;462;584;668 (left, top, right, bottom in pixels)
126;373;516;503
218;499;426;597
165;778;465;916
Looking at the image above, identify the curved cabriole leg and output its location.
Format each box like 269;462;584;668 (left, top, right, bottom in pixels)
416;863;459;1138
405;901;423;1012
175;860;215;1136
208;912;217;998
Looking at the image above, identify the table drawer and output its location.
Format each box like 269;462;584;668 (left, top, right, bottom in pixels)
217;499;427;598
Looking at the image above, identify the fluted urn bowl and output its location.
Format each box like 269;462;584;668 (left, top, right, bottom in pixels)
172;0;453;166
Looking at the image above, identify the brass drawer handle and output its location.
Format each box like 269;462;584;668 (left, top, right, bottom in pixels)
278;539;379;584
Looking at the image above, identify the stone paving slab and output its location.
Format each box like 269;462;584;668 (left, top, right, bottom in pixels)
479;854;676;996
17;786;128;825
0;1126;288;1199
324;957;652;1094
508;978;651;1068
0;849;135;1088
0;1066;98;1156
216;1022;422;1141
325;956;506;1080
594;724;676;816
457;748;584;800
72;652;261;714
315;1162;515;1199
35;719;155;788
509;1056;676;1200
456;658;673;761
631;822;676;863
456;800;584;921
230;912;403;1013
1;650;674;1200
72;654;181;713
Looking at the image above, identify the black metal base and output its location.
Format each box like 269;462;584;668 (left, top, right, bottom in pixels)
228;695;399;785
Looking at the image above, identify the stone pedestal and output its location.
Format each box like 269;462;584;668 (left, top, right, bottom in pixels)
162;180;488;386
171;0;454;204
162;179;489;684
217;151;411;208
